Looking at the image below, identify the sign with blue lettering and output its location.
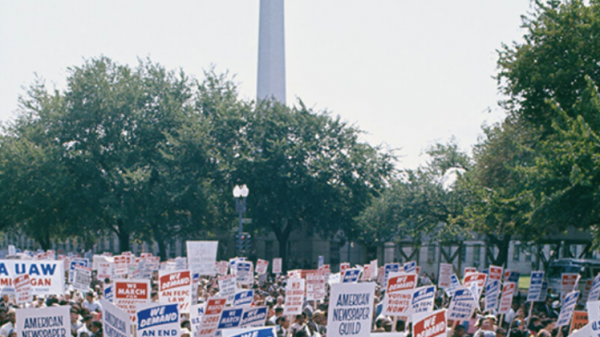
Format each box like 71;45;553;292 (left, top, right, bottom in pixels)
557;291;580;327
318;256;324;269
16;306;71;337
527;271;545;302
241;306;268;328
403;261;417;274
221;327;276;337
588;274;600;303
218;307;244;329
327;282;375;337
539;281;549;302
447;287;477;321
411;285;436;315
137;303;180;337
0;260;64;296
445;274;461;297
104;285;113;302
236;262;253;285
484;280;500;311
70;258;90;270
101;299;131;337
384;263;400;289
342;269;361;283
234;290;254;307
505;270;520;283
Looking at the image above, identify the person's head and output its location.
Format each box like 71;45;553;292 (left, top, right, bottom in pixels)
480;318;493;331
85;292;94;302
295;313;306;324
7;308;16;324
83;315;94;328
454;325;466;337
91;321;102;333
70;308;79;321
383;318;393;332
295;330;308;337
313;310;325;325
2;294;9;303
496;327;507;337
275;307;284;317
277;316;290;329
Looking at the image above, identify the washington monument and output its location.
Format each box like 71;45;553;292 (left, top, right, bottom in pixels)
257;0;286;104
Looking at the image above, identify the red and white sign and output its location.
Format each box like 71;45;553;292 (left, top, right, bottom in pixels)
284;278;305;316
464;267;477;276
438;263;453;288
114;256;128;276
383;273;418;316
581;279;593;305
362;264;372;281
97;261;113;281
489;265;503;282
159;270;192;313
113;279;151;323
340;262;350;275
463;272;487;299
198;297;227;337
306;273;326;301
413;309;447;337
217;261;229;275
318;264;331;276
498;282;517;314
272;258;282;274
14;275;32;304
562;273;580;300
256;259;269;275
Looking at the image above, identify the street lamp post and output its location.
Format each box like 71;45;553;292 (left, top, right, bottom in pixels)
233;184;249;255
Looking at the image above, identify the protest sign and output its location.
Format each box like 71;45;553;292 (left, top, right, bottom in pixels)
581;279;593;305
217;261;229;276
498;282;517;314
221;327;276;337
272;258;282;274
342;269;361;283
463;272;487;300
97;261;114;281
114;279;151;323
557;290;579;327
527;271;545;302
447;287;477;321
383;273;417;316
114;255;128;276
0;260;64;296
383;263;400;289
256;259;269;275
241;306;268;328
14;274;32;304
104;284;113;302
484;280;500;312
504;270;520;283
370;260;378;278
488;265;503;283
411;286;436;316
438;263;453;288
340;262;350;275
539;281;549;302
589;274;600;302
445;274;461;297
412;309;447;337
190;303;205;337
318;256;324;269
587;300;600;337
570;311;588;335
218;307;244;329
362;264;372;281
284;278;305;316
218;274;237;304
159;270;192;313
8;245;15;256
198;297;227;337
101;299;131;337
404;261;417;274
561;273;580;301
175;257;187;270
307;273;326;301
570;324;591;337
16;306;70;337
187;241;218;275
234;290;254;307
73;265;91;293
464;267;477;276
137;302;180;337
327;282;375;337
236;261;254;285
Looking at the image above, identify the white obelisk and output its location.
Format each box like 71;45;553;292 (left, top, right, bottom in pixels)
257;0;286;104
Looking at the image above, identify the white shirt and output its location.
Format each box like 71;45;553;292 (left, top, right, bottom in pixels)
0;322;13;337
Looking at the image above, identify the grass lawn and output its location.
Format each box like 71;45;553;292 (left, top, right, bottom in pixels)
519;275;530;289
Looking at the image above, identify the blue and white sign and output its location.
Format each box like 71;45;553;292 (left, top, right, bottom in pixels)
506;270;520;283
539;281;549;302
70;258;90;270
221;327;276;337
137;303;180;337
403;261;417;274
101;299;131;337
527;271;545;302
588;274;600;303
556;291;580;327
587;300;600;337
236;262;253;285
342;269;361;283
0;260;64;296
318;256;324;269
445;273;461;297
218;307;244;329
104;285;113;303
411;285;435;315
241;306;268;328
447;287;477;321
484;280;500;311
384;263;400;288
234;290;254;307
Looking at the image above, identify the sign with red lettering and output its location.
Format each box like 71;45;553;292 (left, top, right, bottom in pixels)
14;274;32;304
114;256;128;276
283;278;305;316
570;311;588;335
562;273;580;301
383;273;418;316
256;259;269;275
488;265;503;282
199;297;227;337
272;258;282;274
463;272;487;300
438;263;453;288
159;270;192;313
498;282;517;314
114;279;151;323
413;309;447;337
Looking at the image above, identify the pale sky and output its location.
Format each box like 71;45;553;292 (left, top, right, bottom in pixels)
0;1;532;169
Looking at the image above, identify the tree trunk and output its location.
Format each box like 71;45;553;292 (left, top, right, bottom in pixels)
117;219;130;252
487;234;511;267
156;235;167;261
278;236;288;273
